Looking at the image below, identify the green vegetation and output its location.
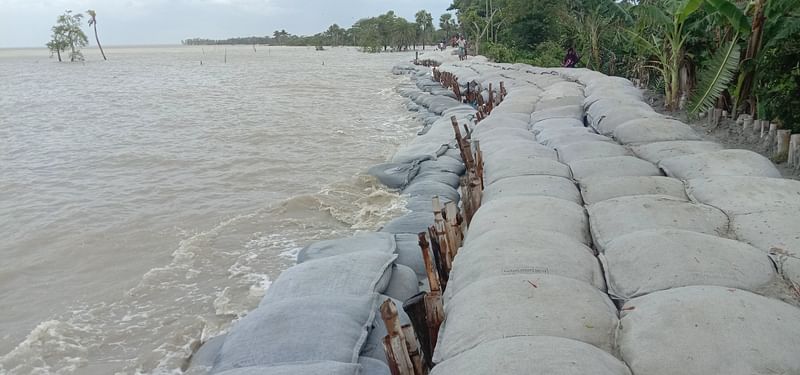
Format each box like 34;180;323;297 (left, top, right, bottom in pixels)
47;10;88;62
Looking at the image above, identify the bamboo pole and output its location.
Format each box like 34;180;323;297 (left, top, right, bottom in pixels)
789;134;800;167
381;300;414;375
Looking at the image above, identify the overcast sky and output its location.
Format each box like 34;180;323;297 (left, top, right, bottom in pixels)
0;0;454;48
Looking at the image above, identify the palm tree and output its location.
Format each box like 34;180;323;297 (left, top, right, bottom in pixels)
415;10;434;50
440;13;454;41
87;10;107;60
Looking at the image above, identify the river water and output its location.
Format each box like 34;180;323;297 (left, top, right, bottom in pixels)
0;45;421;374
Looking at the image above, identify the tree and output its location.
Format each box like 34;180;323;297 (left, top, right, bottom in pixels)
440;13;456;40
273;29;289;45
47;10;88;62
87;10;107;60
415;10;434;49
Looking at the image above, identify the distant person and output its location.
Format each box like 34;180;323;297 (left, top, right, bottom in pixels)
438;40;445;51
457;36;467;61
562;47;579;68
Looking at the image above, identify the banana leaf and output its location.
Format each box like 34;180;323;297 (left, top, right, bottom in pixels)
687;35;741;115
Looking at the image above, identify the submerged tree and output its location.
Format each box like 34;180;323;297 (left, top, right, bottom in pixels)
87;10;107;60
415;10;434;49
47;10;88;62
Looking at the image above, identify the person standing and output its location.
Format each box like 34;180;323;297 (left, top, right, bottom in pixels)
457;36;467;61
562;47;579;68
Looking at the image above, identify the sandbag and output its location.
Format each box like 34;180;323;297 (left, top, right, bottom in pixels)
535;96;585;111
383;264;420;302
212;295;377;372
579;176;688;205
361;296;412;364
445;228;604;303
686;176;800;215
569;156;661;181
392;142;449;164
556;141;631;164
480;143;558;161
482;175;582;204
430;336;631;375
404;196;454;213
536;127;593;144
613;118;702;144
586;99;651;126
530;105;584;123
478;139;547;157
730;209;800;254
630;140;724;164
492;99;535;114
659;149;782;179
466;196;590;245
471;116;529;137
433;274;619;363
531;118;584;134
394;233;426;278
213;362;360;375
618;286;800;375
296;232;396;263
380;212;435;234
483;156;572;184
190;334;227;370
402;180;460;203
413;170;461;188
472;127;536;143
368;163;420;189
543;133;614;148
417;155;465;176
359;357;391;375
601;229;776;300
587;195;729;251
263;252;396;303
593;107;663;135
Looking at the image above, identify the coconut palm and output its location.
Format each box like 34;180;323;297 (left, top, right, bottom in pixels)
87;10;107;60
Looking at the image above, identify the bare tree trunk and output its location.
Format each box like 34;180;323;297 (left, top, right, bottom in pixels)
93;23;107;60
56;49;62;62
736;0;766;115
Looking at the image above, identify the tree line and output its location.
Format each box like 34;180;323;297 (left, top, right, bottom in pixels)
446;0;800;131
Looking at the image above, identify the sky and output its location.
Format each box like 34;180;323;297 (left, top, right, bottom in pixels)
0;0;454;48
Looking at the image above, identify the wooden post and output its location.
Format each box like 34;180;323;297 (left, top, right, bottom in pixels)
760;121;767;139
402;292;432;368
743;117;753;133
450;116;475;170
776;129;791;157
381;300;414;375
418;233;441;293
487;83;494;113
765;123;778;152
444;202;462;260
426;226;448;289
417;233;444;356
789;134;800;167
474;140;485;190
753;119;764;134
431;197;452;273
401;325;425;375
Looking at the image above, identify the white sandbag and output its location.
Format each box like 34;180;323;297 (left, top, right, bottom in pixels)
482;175;582;204
586;99;651;125
601;229;776;300
263;252;396;303
297;232;396;263
587;195;729;251
659;149;782;179
430;336;632;375
380;212;435;234
466;196;590;245
618;286;800;375
686;176;800;215
530;105;584;123
630;140;724;164
593;107;663;135
531;118;584;134
583;92;644;110
556;141;632;164
569;156;661;181
613;118;702;144
535;96;584;111
214;362;360;375
730;209;800;254
483;156;572;184
433;274;619;363
213;295;377;372
536;127;593;144
445;228;604;302
383;264;420;302
579;176;688;205
543;133;614;148
539;82;584;99
480;143;558;162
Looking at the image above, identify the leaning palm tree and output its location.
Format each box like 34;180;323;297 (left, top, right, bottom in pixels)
87;10;107;60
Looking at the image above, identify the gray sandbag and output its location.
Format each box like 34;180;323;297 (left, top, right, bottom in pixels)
593;108;664;135
359;357;391;375
482;175;582;204
730;209;800;254
413;170;461;188
630;140;724;164
403;180;460;203
433;274;619;363
618;286;800;375
380;211;435;234
471;115;529;136
530;105;584;124
579;176;688;205
430;336;632;375
613;118;702;144
492;99;535;114
480;142;558;161
569;156;661;181
472;127;536;143
531;117;584;135
539;82;584;99
214;362;360;375
601;229;776;300
586;98;651;126
556;141;632;164
368;163;420;189
543;133;614;148
417;155;465;176
394;233;426;278
686;176;800;215
383;264;420;302
445;228;604;303
536;127;593;144
587;195;729;252
404;196;454;213
392;142;449;164
535;96;584;111
296;232;396;263
478;138;547;157
466;196;590;245
659;149;782;179
361;295;412;364
212;294;377;372
263;252;396;303
190;334;226;370
483;156;572;185
778;256;800;292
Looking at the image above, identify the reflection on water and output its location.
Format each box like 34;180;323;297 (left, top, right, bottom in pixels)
0;45;419;373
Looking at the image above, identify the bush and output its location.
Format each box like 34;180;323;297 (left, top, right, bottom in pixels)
755;35;800;133
484;41;565;68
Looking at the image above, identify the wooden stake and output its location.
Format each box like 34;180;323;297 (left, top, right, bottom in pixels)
401;325;425;375
403;292;432;368
450;116;475;169
431;197;452;274
765;123;778;152
444;202;462;259
743;117;753;133
776;129;791;157
789;134;800;167
381;300;414;375
418;233;440;293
